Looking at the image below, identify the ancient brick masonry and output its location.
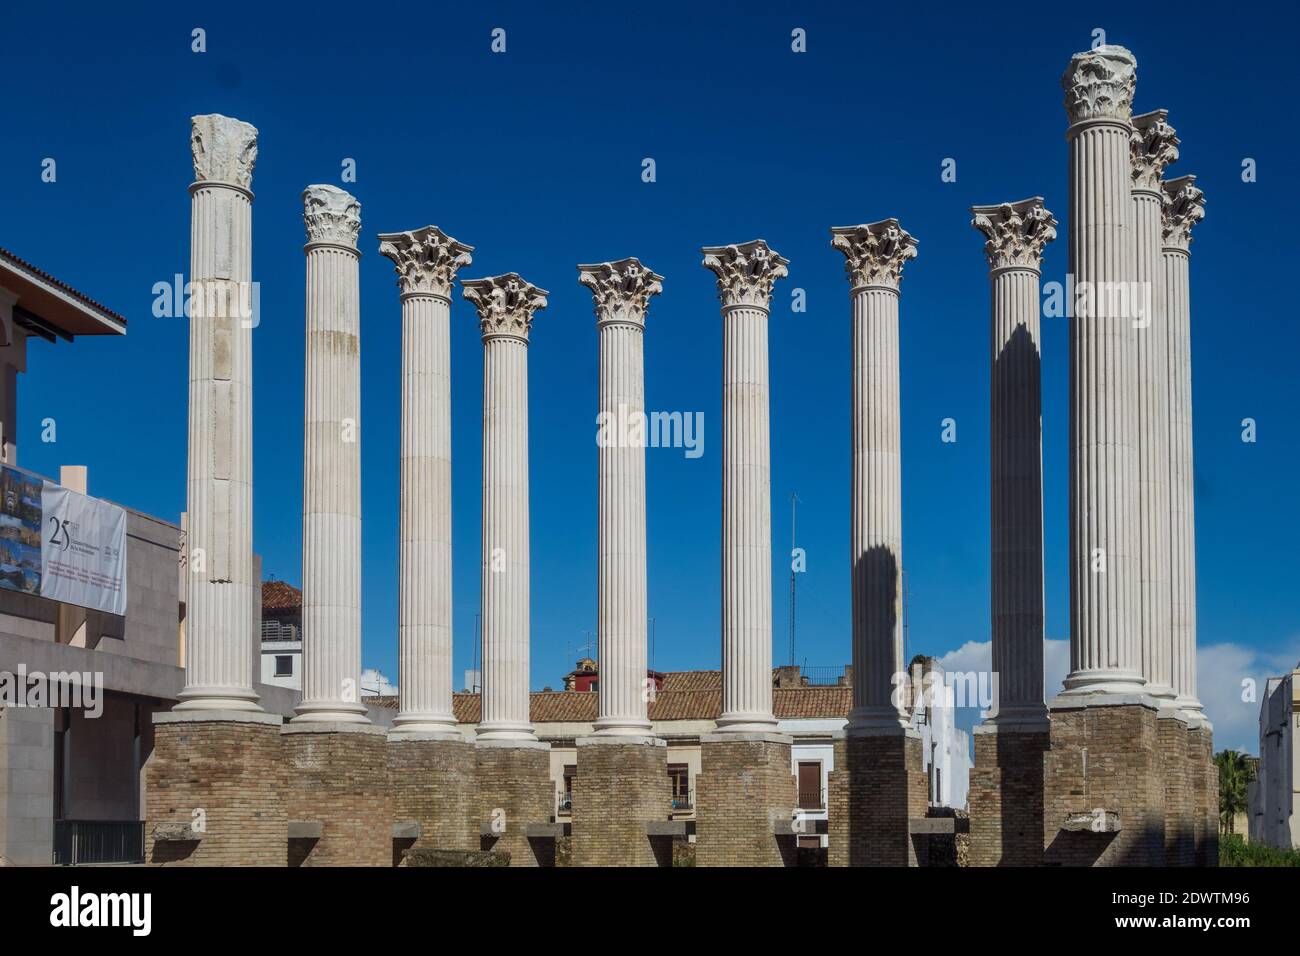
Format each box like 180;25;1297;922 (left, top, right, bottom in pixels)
476;743;554;867
572;737;671;867
696;736;797;867
1042;703;1164;866
827;734;927;866
145;716;286;866
388;737;477;852
969;730;1048;866
281;725;392;867
1188;726;1218;865
1158;715;1194;866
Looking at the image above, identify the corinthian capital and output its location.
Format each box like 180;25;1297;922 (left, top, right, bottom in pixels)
303;185;361;249
830;219;919;290
1061;45;1136;125
1161;175;1206;250
190;114;258;190
462;273;549;341
970;198;1057;272
377;226;474;298
577;258;663;328
1132;110;1180;193
701;240;789;310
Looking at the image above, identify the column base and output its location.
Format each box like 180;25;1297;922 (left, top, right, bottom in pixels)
387;734;478;854
281;723;392;867
1187;724;1219;866
1043;699;1164;866
572;735;671;867
475;741;554;867
827;731;927;866
968;723;1049;866
695;733;796;867
1158;710;1195;866
144;712;285;866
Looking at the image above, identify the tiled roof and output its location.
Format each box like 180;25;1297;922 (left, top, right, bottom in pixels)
658;670;721;692
262;580;302;610
0;245;128;328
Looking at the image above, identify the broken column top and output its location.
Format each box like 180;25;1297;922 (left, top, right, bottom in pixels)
303;185;362;250
1061;45;1136;125
191;113;258;190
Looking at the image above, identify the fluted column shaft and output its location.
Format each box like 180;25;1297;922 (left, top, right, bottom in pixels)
396;291;457;731
177;115;261;712
294;185;366;724
990;266;1048;719
1061;47;1145;696
479;334;533;739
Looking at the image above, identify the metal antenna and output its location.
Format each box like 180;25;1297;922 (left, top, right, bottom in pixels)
788;492;800;667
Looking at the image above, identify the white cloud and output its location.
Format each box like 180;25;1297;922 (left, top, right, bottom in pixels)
360;667;397;697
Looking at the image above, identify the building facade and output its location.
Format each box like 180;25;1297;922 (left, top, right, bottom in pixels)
1249;663;1299;849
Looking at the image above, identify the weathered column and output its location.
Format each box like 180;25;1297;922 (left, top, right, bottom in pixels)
572;259;670;866
967;198;1055;866
462;273;553;866
1044;46;1163;867
293;185;368;726
378;226;479;854
1162;175;1206;724
378;226;475;737
694;240;796;867
146;115;285;867
1132;110;1180;702
175;114;262;713
825;220;927;867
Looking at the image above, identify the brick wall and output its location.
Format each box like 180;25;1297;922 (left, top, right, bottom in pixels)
1158;714;1195;866
281;726;392;867
696;735;796;867
476;743;554;867
827;733;926;866
572;737;671;867
145;716;285;866
388;737;477;853
969;728;1048;866
1188;726;1218;866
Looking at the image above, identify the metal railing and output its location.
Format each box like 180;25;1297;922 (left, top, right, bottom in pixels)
53;820;145;865
671;789;694;811
797;788;826;810
557;793;573;814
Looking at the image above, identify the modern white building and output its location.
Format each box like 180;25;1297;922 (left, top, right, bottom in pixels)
259;580;303;691
1249;662;1299;849
906;656;972;811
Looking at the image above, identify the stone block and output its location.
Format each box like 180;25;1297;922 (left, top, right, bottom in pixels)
475;742;554;867
572;736;671;867
827;732;927;866
695;733;797;867
968;727;1048;866
387;735;477;852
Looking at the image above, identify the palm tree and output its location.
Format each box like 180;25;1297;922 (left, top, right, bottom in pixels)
1215;749;1253;835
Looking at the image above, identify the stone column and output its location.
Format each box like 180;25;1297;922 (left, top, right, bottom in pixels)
572;259;670;867
175;113;262;714
825;221;927;867
378;227;479;855
146;115;285;867
1044;47;1163;867
1162;175;1206;724
694;241;796;867
462;273;553;867
377;226;475;737
1059;45;1146;698
967;198;1055;866
1132;110;1180;702
293;185;368;726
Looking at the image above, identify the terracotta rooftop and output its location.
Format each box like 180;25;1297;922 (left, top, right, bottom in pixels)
261;580;302;611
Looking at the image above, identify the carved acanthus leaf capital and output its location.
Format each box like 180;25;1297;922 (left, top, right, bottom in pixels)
701;240;789;310
577;258;663;327
377;226;474;298
303;185;361;249
1132;110;1179;192
1061;45;1136;125
1161;175;1206;250
462;273;549;341
830;219;919;290
191;114;258;190
971;198;1056;272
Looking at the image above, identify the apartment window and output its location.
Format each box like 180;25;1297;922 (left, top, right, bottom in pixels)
559;765;576;814
275;655;293;677
668;764;691;810
797;761;823;809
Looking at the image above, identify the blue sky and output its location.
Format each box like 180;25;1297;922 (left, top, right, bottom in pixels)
3;2;1295;751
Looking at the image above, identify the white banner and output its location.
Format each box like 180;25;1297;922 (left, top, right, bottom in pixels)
39;483;128;615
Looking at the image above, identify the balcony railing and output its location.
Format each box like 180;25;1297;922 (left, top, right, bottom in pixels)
53;820;144;865
557;793;573;815
797;788;826;810
671;789;693;811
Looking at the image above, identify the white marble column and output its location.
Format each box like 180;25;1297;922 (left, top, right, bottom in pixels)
462;274;549;743
378;227;475;737
1162;175;1207;723
1059;46;1146;697
293;185;367;724
1132;110;1180;702
176;114;262;712
702;240;787;733
971;200;1056;728
578;259;663;736
830;221;918;734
